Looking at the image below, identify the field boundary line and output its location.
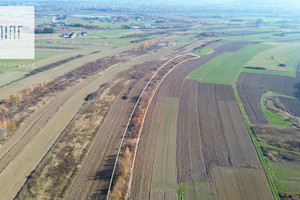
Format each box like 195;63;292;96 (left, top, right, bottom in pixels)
106;53;199;199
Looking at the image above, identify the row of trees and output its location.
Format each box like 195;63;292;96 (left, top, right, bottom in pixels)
5;80;49;106
0;80;50;141
35;27;55;34
111;147;133;199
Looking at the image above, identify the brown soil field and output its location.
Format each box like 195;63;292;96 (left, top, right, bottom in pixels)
10;38;204;196
16;79;125;199
236;72;299;125
212;166;273;200
106;53;197;199
0;76;97;173
16;49;176;199
66;77;149;200
129;41;269;200
0;59;146;200
278;96;300;118
177;81;260;182
0;41;171;199
253;126;300;152
0;50;151;172
66;52;193;199
0;41;169;148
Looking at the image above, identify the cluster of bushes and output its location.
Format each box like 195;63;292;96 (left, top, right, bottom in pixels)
0;118;16;141
132;40;156;53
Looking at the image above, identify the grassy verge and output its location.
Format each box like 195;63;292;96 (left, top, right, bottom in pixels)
233;86;280;200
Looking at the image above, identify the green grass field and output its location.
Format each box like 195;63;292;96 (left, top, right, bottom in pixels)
193;47;213;56
0;50;65;71
242;67;295;77
270;162;300;195
178;182;216;200
246;42;300;72
35;16;53;26
187;43;272;85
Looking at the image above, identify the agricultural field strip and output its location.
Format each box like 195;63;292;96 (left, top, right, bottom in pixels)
66;94;137;199
0;51;76;87
176;81;261;179
0;51;169;199
0;77;95;173
126;55;200;198
66;69;157;199
0;42;144;100
181;182;216;200
212;166;274;200
151;98;179;192
66;40;211;199
177;80;208;183
0;35;193;100
0;75;113;199
0;50;166;174
176;81;272;199
106;53;199;199
129;41;257;199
